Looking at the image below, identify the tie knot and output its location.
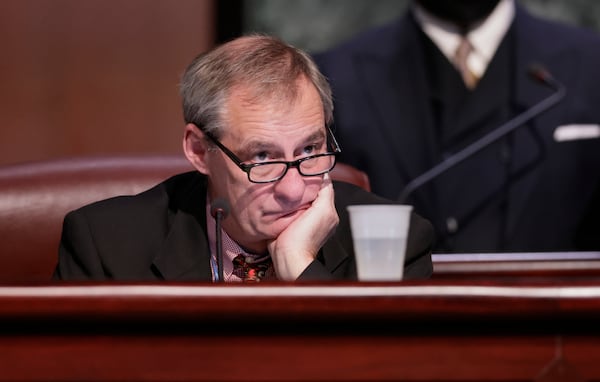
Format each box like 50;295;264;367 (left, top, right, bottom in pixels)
232;254;272;282
454;38;472;63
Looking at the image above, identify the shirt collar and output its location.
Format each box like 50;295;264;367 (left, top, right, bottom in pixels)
412;0;515;77
205;196;275;282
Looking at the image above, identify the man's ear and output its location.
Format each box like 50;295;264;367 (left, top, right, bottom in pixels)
183;123;211;174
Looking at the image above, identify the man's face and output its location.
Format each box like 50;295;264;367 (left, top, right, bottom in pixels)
206;77;327;254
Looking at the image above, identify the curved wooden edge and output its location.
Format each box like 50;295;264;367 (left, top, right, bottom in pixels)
432;252;600;278
2;282;600;328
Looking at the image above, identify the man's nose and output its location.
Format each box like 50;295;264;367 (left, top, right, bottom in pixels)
272;166;305;203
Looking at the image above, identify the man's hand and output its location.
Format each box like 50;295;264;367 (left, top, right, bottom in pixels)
268;173;339;280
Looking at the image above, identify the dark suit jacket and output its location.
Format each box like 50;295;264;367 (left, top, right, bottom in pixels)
314;4;600;252
53;172;434;281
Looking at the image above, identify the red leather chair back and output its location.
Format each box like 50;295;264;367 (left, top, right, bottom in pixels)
0;155;370;282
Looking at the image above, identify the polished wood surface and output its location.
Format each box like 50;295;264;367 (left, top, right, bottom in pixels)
433;251;600;279
1;281;600;381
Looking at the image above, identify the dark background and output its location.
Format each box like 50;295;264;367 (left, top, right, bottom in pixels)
1;0;597;166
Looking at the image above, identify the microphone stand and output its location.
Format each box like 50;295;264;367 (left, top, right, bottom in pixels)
215;211;224;282
210;198;230;282
398;66;566;203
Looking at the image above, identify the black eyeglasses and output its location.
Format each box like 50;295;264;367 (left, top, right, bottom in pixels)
202;126;342;184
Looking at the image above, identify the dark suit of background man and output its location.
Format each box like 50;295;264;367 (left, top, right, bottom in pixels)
314;0;600;253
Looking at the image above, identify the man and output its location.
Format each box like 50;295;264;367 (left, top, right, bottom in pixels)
314;0;600;253
53;35;434;281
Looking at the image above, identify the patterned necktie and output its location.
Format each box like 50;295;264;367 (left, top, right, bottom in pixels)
232;254;272;282
453;37;478;90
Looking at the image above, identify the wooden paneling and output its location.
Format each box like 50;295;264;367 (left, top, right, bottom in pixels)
0;0;215;165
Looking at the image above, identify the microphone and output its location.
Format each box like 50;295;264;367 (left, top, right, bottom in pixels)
210;198;230;282
398;65;566;203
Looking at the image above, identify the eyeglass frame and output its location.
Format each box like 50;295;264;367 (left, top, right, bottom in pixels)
198;124;342;184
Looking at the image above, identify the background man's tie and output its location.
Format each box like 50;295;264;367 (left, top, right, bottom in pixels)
453;37;478;90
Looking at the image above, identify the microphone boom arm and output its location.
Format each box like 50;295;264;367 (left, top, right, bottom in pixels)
398;68;566;203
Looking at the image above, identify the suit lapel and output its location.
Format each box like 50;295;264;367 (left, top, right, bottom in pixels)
356;13;438;185
355;14;440;220
152;173;213;281
321;237;352;276
505;5;576;239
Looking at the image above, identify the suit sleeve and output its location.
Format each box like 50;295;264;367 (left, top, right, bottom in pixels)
296;181;435;281
52;210;107;280
297;212;434;281
403;212;435;279
296;259;337;280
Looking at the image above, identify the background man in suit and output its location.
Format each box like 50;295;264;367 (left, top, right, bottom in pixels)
314;0;600;253
54;35;434;282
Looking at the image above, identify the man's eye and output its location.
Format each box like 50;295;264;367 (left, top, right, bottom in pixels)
253;151;270;162
303;145;317;155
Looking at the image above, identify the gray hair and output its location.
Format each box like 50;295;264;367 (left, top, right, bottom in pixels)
179;34;333;138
